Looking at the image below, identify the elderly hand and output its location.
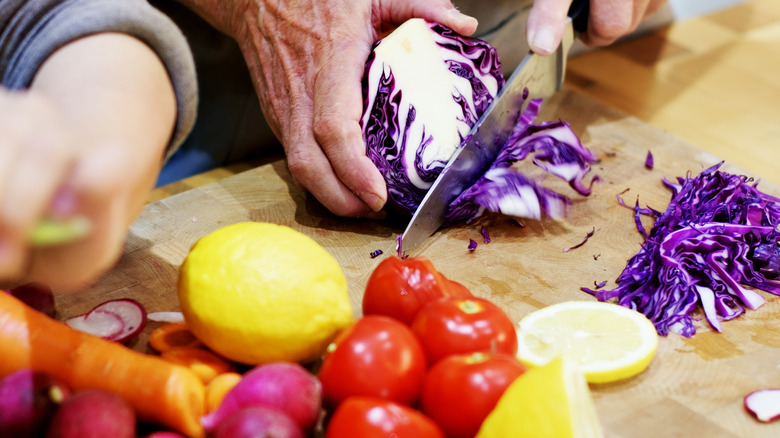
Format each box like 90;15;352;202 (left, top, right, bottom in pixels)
527;0;668;55
185;0;478;218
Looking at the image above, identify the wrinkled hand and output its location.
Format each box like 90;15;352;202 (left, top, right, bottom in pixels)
198;0;477;217
527;0;668;55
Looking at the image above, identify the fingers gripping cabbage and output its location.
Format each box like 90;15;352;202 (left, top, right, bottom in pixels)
361;19;597;222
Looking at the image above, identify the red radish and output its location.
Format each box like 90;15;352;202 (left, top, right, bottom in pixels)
45;389;136;438
213;407;304;438
65;298;147;343
201;362;322;434
144;432;187;438
6;282;56;317
744;389;780;423
0;369;70;438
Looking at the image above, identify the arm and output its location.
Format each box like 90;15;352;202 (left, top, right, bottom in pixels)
527;0;669;55
0;32;176;289
172;0;477;218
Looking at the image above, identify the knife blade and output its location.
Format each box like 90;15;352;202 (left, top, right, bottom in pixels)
398;1;588;254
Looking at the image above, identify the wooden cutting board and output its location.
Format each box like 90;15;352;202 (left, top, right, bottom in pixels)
56;88;780;437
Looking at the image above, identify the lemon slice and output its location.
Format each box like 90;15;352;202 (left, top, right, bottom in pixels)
476;357;604;438
516;301;659;384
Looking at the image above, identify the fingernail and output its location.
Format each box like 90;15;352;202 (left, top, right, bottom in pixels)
49;186;78;218
529;27;557;55
359;192;385;213
449;8;479;29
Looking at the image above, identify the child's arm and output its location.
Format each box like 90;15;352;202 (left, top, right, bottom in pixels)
0;32;177;289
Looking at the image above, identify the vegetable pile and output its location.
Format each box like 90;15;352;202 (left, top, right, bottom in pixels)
361;18;598;224
321;255;530;438
583;162;780;336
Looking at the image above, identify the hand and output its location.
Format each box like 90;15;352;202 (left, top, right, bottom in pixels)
527;0;668;55
0;91;131;289
186;0;478;217
0;32;176;289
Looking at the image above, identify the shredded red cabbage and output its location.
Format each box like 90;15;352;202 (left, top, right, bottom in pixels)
480;226;491;243
444;97;599;224
583;162;780;336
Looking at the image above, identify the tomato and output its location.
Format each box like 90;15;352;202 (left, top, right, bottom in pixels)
318;315;427;408
362;256;472;325
411;297;518;364
420;352;526;438
325;396;444;438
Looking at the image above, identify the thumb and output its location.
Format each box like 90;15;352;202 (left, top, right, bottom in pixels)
526;0;572;55
384;0;479;36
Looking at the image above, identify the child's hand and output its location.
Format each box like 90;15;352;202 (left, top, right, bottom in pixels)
0;32;176;290
0;89;84;278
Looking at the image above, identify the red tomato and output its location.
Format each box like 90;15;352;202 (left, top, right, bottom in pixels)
318;315;427;408
325;396;444;438
362;256;472;325
420;352;526;438
411;297;518;364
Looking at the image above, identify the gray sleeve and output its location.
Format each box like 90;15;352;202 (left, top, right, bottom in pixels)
0;0;198;159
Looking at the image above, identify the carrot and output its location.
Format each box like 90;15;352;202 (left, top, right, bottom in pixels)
149;322;203;353
160;347;236;384
205;372;242;413
0;292;206;437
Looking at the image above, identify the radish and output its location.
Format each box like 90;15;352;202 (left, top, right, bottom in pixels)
6;282;56;317
0;369;70;438
201;362;322;433
744;389;780;423
65;298;147;343
213;407;303;438
45;389;135;438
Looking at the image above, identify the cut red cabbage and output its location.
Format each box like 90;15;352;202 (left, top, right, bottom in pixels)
361;19;597;223
583;162;780;337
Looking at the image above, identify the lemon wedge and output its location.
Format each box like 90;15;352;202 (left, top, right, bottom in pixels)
476;357;604;438
515;301;659;384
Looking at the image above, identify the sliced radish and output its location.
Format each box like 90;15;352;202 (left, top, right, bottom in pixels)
65;298;147;343
744;389;780;423
147;311;185;323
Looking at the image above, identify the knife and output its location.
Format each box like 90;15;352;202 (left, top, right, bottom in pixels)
397;0;589;254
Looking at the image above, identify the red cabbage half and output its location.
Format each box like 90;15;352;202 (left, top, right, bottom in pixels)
361;19;597;223
583;162;780;337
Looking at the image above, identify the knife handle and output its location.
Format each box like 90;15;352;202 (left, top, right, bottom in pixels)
568;0;590;34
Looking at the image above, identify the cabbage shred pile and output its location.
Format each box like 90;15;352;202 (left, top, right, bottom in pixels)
584;162;780;336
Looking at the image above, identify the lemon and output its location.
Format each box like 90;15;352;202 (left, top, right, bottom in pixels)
515;301;658;384
476;358;604;438
178;222;353;365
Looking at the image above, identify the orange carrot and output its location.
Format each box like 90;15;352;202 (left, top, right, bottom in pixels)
205;372;242;413
149;322;203;353
160;347;236;384
0;292;205;438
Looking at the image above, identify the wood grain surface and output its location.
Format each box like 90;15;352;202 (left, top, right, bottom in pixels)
58;88;780;437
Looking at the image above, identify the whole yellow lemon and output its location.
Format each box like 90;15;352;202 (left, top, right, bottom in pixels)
178;222;353;365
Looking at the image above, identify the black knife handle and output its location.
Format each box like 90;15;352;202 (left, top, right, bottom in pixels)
568;0;590;34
